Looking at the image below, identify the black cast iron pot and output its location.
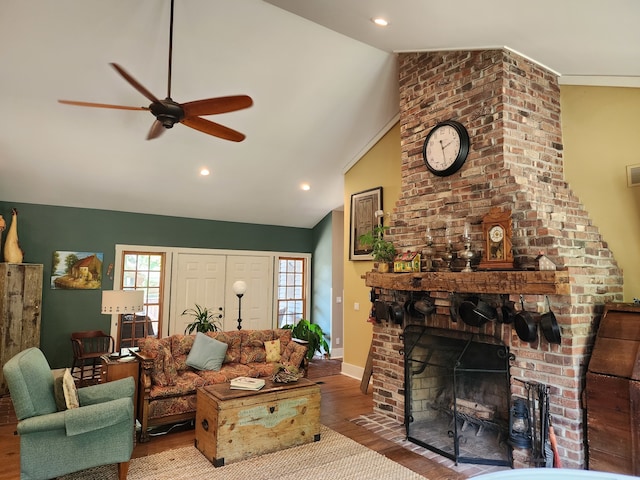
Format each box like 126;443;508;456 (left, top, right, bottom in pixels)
514;295;538;342
388;301;404;324
540;296;561;344
459;297;489;327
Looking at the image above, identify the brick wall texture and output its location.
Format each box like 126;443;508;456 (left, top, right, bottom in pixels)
371;49;624;469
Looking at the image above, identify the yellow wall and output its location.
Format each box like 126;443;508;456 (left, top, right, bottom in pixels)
343;86;640;371
343;123;402;369
561;85;640;300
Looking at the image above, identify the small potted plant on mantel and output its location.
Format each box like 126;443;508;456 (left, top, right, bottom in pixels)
359;225;397;273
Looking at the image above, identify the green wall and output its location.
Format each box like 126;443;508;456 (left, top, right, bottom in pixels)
311;210;333;349
0;201;314;368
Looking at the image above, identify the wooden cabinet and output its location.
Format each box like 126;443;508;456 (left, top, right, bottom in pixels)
0;263;43;395
100;356;139;419
586;303;640;475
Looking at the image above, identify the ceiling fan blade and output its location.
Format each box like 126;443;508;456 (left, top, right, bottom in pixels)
182;95;253;118
146;120;166;140
110;63;162;104
181;117;246;142
58;100;148;111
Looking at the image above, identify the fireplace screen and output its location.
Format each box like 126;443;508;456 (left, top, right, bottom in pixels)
402;325;512;466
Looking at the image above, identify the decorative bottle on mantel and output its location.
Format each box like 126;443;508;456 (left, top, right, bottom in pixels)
4;208;24;264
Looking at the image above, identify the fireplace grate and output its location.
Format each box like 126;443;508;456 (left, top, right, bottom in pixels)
401;325;513;467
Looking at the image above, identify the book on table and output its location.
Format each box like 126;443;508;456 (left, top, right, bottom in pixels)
230;377;265;391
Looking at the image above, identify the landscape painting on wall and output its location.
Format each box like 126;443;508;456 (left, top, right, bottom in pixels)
51;251;103;289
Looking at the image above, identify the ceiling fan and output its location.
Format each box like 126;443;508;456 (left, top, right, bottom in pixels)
58;0;252;142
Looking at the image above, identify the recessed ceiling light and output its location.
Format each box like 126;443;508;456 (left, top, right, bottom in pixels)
200;168;210;176
372;17;389;27
301;183;311;191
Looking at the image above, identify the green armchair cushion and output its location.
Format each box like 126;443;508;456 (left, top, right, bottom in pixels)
4;348;57;420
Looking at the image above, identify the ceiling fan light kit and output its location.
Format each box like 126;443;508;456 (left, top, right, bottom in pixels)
58;0;252;142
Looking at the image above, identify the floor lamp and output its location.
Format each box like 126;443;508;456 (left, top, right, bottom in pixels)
232;280;247;330
101;290;145;354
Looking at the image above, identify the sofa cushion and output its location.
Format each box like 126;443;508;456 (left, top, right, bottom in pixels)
198;363;255;384
138;337;177;387
281;341;307;368
240;330;273;364
186;332;228;371
274;328;293;352
265;339;281;362
208;331;241;363
148;371;207;400
171;334;195;372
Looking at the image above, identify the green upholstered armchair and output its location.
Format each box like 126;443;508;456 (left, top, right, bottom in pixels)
3;348;135;480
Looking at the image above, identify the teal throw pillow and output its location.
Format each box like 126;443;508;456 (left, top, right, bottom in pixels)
186;332;228;371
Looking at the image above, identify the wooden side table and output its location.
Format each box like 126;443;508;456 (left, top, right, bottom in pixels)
100;355;139;420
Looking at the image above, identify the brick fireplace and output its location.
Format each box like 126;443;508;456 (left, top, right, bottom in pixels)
364;49;623;469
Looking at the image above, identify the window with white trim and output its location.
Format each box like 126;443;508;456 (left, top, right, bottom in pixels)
277;256;307;327
118;251;165;349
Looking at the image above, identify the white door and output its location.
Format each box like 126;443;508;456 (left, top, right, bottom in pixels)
171;253;226;335
224;255;273;331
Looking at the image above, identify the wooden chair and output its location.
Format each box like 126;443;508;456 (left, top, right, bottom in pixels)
70;330;115;386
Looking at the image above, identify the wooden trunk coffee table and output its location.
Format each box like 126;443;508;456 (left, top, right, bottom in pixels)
195;377;321;467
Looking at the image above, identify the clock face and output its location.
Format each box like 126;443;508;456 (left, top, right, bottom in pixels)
422;120;470;177
489;225;504;243
425;125;461;171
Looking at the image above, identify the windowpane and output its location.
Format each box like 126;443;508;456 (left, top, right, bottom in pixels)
149;271;161;287
277;257;306;328
124;255;137;270
119;251;165;350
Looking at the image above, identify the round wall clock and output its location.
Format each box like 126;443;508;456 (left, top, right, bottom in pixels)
422;120;470;177
478;207;514;270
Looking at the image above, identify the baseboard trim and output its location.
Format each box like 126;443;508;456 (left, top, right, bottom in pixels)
331;347;344;358
340;361;367;382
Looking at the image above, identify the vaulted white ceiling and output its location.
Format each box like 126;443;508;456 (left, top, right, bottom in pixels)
1;0;638;228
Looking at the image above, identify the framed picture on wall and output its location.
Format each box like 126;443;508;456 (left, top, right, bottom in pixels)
51;251;103;289
349;186;383;260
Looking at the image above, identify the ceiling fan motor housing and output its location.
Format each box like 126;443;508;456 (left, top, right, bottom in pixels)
150;99;184;128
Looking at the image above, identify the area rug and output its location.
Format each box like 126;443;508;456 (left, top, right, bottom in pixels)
57;425;427;480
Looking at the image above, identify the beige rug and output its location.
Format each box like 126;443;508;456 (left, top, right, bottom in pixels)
58;426;427;480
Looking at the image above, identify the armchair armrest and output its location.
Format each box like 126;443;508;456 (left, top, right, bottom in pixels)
17;411;66;435
65;397;133;436
77;376;134;406
131;349;154;442
131;350;153;394
17;397;133;437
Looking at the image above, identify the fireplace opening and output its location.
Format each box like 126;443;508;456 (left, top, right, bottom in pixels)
402;325;513;466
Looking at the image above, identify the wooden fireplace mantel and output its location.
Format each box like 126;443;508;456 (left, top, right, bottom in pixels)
364;270;571;295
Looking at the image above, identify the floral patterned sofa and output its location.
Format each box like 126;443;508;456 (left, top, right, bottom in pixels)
133;329;308;442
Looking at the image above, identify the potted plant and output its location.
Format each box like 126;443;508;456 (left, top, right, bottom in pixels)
182;304;223;334
359;225;397;272
283;319;330;361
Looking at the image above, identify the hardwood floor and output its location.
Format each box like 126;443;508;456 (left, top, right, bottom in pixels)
0;374;466;480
